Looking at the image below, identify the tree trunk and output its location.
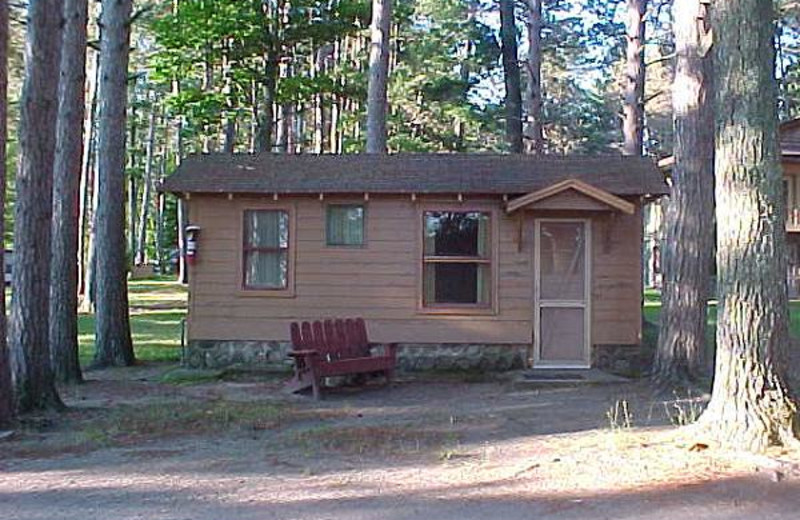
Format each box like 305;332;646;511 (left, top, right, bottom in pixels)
156;118;167;273
79;48;100;300
10;0;65;412
174;111;187;284
654;0;714;384
93;0;135;368
329;39;341;154
699;0;799;451
221;42;235;153
313;47;325;154
127;101;138;263
50;0;88;385
127;175;136;264
257;54;277;153
499;0;523;154
82;150;100;310
524;0;544;154
0;0;13;426
622;0;646;155
173;0;188;285
135;103;157;266
249;78;258;153
365;0;391;153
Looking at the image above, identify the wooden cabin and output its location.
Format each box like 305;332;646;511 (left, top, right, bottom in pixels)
162;154;667;373
782;119;800;297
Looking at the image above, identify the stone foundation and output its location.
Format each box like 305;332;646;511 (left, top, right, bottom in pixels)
185;340;294;369
184;339;529;372
184;339;645;375
396;344;528;372
591;344;650;377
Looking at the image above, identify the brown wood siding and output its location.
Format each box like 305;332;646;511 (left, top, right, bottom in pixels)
590;207;643;344
186;194;642;348
186;195;533;344
783;161;800;231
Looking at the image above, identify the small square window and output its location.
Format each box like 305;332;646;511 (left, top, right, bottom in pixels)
326;204;365;246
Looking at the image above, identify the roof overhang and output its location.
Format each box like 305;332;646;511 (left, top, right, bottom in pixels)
505;179;636;214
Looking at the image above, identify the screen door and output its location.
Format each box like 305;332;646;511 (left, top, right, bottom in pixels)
534;219;590;367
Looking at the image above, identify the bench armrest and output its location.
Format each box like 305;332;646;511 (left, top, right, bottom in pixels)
289;349;319;357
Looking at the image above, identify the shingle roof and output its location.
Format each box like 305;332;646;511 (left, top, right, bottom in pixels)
161;153;669;196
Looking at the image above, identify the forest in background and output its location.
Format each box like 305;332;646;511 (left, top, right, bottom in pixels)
1;0;798;270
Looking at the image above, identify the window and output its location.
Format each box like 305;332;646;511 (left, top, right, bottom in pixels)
326;204;365;246
242;210;290;290
422;211;491;307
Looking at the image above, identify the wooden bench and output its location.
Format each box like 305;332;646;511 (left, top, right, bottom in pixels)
283;318;397;399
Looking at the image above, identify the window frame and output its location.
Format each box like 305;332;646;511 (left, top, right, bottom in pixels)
238;205;296;297
417;204;498;315
325;202;367;248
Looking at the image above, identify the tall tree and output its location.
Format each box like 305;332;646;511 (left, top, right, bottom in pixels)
10;0;64;411
622;0;646;155
93;0;135;367
366;0;391;153
524;0;544;154
79;46;100;304
135;102;157;266
0;0;12;426
499;0;522;153
50;0;88;384
699;0;798;451
654;0;714;384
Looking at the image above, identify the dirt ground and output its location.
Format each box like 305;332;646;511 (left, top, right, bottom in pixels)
2;365;800;520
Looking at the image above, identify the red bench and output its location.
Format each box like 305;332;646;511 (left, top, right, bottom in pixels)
284;318;397;399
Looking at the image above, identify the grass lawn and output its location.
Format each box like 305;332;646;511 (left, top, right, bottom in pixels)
78;277;187;365
643;288;800;340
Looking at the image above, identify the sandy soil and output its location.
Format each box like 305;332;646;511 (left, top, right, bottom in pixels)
2;365;800;520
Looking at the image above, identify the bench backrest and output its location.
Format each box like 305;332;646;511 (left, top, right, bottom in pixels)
290;318;371;360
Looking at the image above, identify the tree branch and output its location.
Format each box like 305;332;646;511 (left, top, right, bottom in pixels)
645;53;676;67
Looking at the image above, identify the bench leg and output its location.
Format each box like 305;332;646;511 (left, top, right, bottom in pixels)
311;374;322;400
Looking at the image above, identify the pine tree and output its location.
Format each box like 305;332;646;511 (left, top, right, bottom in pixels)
366;0;392;153
10;0;65;411
0;0;13;426
50;0;88;384
699;0;799;451
93;0;135;368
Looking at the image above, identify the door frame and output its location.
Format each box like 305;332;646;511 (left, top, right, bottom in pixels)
533;218;592;368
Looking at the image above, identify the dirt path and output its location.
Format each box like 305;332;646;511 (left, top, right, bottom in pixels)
2;366;799;519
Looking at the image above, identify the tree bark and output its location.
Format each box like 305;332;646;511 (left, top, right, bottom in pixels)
499;0;523;154
699;0;799;451
0;0;13;426
221;41;235;153
623;0;646;156
127;102;137;262
156;117;167;273
10;0;65;411
313;46;326;154
365;0;391;153
93;0;135;368
654;0;714;384
135;103;157;266
172;0;188;285
524;0;544;155
257;55;277;153
50;0;88;385
79;48;100;301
